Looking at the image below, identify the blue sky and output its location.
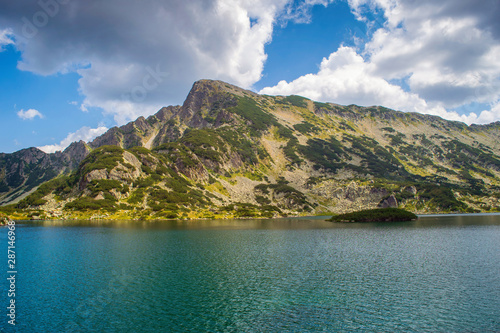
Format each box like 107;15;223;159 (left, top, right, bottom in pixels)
1;0;499;154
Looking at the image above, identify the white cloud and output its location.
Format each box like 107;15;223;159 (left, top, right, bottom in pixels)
3;0;499;126
0;28;14;50
0;0;298;125
348;0;500;108
0;0;340;126
279;0;334;25
461;101;500;125
17;108;43;120
262;0;500;124
260;46;456;118
38;126;108;154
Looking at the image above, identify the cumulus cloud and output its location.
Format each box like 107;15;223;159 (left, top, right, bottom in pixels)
461;102;500;125
3;0;499;126
359;0;500;108
17;108;44;120
262;0;500;124
38;126;108;153
260;46;465;121
0;0;302;125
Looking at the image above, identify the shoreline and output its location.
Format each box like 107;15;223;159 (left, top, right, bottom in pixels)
5;211;500;224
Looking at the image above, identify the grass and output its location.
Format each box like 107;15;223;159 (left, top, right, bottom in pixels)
293;122;319;135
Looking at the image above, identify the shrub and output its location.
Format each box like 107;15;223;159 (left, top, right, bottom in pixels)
87;179;123;196
283;137;303;165
417;185;467;211
128;189;145;204
299;137;347;172
17;175;72;208
327;208;417;222
314;101;333;111
293;122;319;135
230;97;278;135
64;197;116;211
218;127;259;164
78;146;124;176
255;195;271;205
134;177;156;188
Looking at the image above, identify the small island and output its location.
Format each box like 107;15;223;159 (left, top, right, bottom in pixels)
326;208;418;223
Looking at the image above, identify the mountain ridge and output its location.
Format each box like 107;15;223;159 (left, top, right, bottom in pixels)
1;79;500;219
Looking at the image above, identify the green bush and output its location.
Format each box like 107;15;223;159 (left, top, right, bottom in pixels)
255;195;271;205
134;177;156;188
417;185;467;211
299;137;347;172
87;179;123;196
128;189;145;204
218;127;259;164
17;175;72;208
230;97;277;135
181;128;226;163
293;122;319;135
77;146;124;176
283;137;303;165
65;197;116;211
314;101;333;111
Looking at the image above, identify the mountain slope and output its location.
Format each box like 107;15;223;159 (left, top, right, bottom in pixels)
3;80;500;219
0;141;90;205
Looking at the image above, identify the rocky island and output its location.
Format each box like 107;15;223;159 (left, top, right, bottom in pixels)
326;208;418;223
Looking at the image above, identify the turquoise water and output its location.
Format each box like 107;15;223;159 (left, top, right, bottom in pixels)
2;215;500;332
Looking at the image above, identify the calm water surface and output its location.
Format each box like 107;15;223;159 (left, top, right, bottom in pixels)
1;214;500;332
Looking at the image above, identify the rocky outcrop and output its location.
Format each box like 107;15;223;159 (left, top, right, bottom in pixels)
379;195;398;208
57;141;91;169
0;143;90;205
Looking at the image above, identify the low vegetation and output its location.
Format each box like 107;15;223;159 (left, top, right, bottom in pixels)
327;208;418;223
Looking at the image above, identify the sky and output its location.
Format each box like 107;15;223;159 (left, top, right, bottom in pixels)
0;0;499;154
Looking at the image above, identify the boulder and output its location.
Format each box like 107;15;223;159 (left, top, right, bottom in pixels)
379;194;398;208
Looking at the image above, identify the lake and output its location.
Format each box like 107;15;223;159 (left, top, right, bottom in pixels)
2;214;500;332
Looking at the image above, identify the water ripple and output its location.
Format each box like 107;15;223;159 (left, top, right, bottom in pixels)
3;217;500;332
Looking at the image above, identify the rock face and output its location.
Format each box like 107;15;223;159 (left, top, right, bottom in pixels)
57;141;91;170
379;195;398;208
4;79;500;218
0;142;90;205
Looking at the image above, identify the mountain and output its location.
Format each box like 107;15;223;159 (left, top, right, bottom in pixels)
2;79;500;220
0;141;90;205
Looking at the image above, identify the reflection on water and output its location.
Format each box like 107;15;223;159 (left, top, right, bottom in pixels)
4;214;500;332
28;212;500;230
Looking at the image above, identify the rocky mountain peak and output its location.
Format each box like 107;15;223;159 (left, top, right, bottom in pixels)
11;147;47;164
60;141;91;169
